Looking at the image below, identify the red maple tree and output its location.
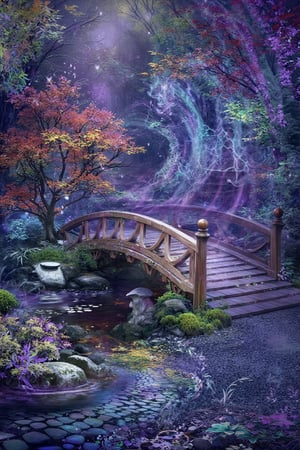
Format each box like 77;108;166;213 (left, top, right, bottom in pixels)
0;78;144;242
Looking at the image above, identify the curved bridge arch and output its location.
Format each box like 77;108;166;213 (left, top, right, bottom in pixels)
59;211;207;307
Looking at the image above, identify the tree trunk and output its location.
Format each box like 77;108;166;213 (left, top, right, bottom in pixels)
43;213;58;243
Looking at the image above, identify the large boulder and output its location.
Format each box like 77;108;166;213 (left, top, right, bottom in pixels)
60;264;81;281
72;273;110;290
62;324;87;343
156;298;190;317
66;355;114;380
34;262;66;288
111;322;154;342
42;362;87;387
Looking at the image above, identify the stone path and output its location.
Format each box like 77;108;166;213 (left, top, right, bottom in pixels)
0;368;179;450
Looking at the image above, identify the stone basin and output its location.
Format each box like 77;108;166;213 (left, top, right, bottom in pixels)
40;261;61;271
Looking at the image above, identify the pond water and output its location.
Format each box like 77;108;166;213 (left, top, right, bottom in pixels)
0;284;179;421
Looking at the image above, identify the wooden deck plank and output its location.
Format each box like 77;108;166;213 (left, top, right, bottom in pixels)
207;268;267;281
207;274;278;290
210;295;300;313
228;295;300;318
207;280;292;299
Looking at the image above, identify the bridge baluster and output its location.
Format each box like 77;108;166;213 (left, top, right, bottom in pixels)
194;219;210;310
102;217;107;238
84;220;90;240
93;219;102;239
269;208;284;279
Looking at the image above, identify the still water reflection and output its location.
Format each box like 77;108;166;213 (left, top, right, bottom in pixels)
0;287;137;416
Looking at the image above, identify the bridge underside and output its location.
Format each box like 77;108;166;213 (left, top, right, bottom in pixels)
77;238;194;295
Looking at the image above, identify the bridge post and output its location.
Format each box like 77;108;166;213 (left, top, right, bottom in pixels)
270;207;284;279
194;219;210;310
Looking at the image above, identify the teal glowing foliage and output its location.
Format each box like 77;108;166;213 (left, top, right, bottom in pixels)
7;216;44;242
207;422;258;443
206;412;299;444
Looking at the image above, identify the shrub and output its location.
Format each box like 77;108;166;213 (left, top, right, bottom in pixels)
65;245;97;271
28;246;66;264
211;318;223;330
0;315;70;389
205;308;232;327
0;289;19;314
160;314;179;328
28;245;97;271
197;320;215;335
178;312;202;336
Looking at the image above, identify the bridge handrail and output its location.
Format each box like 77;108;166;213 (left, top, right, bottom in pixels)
59;210;196;249
134;203;269;236
129;203;284;277
59;207;284;309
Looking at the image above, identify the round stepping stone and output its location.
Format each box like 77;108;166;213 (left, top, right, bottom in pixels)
65;434;85;445
117;419;126;426
46;419;61;427
69;413;85;420
61;425;80;433
31;422;47;430
83;418;103;427
72;421;90;430
96;414;112;422
23;431;49;445
81;410;97;417
83;443;100;450
62;445;74;450
0;433;16;441
3;440;29;450
30;416;46;422
15;420;31;426
57;417;74;424
45;428;68;440
38;447;62;450
103;423;117;432
82;427;107;437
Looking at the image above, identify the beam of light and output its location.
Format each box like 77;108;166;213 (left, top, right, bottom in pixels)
123;74;256;213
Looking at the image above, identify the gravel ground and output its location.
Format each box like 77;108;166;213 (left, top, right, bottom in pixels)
185;306;300;413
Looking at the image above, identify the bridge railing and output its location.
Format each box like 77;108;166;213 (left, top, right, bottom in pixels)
59;207;284;310
129;204;284;279
59;210;209;309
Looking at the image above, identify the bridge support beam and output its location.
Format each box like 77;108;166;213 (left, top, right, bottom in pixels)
194;219;210;310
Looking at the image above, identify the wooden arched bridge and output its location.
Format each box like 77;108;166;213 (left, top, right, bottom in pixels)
59;208;300;318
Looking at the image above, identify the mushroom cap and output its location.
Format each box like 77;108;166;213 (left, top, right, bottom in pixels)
126;287;153;297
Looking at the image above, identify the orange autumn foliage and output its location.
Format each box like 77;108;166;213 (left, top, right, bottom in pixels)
0;77;144;241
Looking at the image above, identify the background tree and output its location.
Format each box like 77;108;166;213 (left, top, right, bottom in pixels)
0;78;144;242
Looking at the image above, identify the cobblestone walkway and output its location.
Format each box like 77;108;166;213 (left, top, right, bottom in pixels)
0;368;179;450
